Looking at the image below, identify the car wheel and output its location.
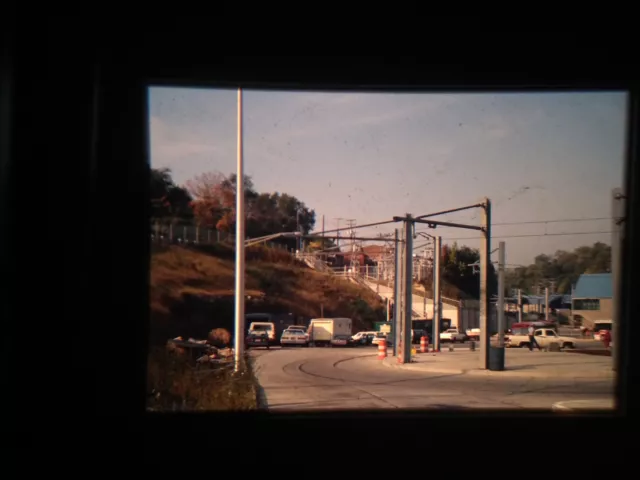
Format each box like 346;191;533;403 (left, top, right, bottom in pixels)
562;342;574;349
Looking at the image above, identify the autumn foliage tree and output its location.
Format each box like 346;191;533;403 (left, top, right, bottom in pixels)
185;171;316;243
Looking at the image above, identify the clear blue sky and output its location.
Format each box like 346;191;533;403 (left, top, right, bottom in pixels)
148;88;627;266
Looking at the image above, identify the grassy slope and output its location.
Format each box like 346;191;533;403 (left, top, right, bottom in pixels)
150;243;386;345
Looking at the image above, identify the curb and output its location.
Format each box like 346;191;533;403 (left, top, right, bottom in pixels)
381;357;614;379
551;399;615;411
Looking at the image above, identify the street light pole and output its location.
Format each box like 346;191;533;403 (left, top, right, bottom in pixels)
234;88;246;373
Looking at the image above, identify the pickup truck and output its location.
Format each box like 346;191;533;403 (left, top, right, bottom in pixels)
465;328;480;341
502;328;577;350
440;328;467;343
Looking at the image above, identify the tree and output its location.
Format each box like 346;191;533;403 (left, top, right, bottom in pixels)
503;242;611;295
185;171;228;229
150;168;193;223
184;171;316;241
421;242;497;300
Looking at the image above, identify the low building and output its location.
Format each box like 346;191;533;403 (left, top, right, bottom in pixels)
571;273;612;329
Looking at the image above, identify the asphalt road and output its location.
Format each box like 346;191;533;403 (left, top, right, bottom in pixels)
250;346;613;411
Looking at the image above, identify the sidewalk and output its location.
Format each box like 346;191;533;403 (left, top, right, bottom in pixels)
381;348;615;379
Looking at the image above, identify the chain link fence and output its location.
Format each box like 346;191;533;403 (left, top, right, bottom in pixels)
149;221;293;252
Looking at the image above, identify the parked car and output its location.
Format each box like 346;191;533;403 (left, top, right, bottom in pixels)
440;328;466;343
246;331;270;349
352;331;377;345
280;328;309;347
331;334;354;347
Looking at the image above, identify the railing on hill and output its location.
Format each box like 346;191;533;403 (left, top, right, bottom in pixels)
150;222;298;253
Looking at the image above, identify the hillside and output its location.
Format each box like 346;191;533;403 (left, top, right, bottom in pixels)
149;243;386;345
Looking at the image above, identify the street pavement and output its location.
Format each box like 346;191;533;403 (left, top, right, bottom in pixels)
250;345;615;411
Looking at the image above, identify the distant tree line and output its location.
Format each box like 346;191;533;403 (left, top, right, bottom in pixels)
504;242;611;295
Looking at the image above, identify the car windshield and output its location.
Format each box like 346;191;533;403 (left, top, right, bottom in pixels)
286;329;304;334
252;325;272;331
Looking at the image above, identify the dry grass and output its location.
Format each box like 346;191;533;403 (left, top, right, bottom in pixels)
146;347;258;411
148;244;386;410
150;244;386;345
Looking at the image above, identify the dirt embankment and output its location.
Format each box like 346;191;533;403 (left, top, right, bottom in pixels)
149;244;386;345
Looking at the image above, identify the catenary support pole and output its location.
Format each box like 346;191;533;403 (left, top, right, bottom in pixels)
545;287;549;322
433;236;442;352
234;88;246;372
392;228;401;357
611;187;624;373
402;216;413;363
497;241;506;347
517;289;523;324
479;198;491;369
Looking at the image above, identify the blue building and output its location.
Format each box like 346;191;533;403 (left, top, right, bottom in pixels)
571;273;612;328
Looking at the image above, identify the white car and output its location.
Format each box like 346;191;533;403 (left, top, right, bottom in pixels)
371;333;391;346
280;328;309;347
352;331;377;344
440;328;466;343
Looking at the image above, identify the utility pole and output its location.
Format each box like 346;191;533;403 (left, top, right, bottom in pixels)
517;289;523;324
479;198;491;369
433;236;442;352
401;215;413;364
321;215;325;251
392;228;401;357
334;218;343;248
544;287;550;322
234;88;246;373
611;187;625;373
497;241;506;347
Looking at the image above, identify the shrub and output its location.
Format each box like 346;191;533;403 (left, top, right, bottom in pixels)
147;347;258;411
208;328;232;347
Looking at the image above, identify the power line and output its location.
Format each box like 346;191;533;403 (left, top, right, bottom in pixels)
492;217;611;226
440;230;613;241
414;216;612;232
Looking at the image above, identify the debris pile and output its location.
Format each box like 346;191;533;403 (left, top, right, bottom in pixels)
165;336;235;367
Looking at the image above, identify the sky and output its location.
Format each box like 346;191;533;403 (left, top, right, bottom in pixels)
148;88;627;266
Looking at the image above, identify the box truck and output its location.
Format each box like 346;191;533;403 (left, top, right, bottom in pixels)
308;318;353;347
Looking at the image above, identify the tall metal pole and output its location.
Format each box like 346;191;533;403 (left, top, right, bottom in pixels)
517;289;523;324
611;187;624;373
479;198;491;369
321;215;325;251
402;216;413;364
386;298;390;323
544;287;550;322
423;285;427;319
234;88;246;372
497;241;506;347
392;228;401;357
433;236;442;352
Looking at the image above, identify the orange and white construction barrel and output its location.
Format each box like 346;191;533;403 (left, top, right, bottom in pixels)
378;339;387;359
420;336;428;353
